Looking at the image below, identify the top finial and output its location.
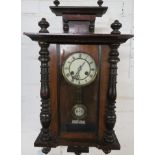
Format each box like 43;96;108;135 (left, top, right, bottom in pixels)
38;18;49;33
111;20;122;34
54;0;60;7
97;0;104;7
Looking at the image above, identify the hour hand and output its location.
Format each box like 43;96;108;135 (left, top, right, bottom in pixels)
72;72;80;80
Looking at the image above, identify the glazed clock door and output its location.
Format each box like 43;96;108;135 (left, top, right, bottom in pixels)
58;44;100;140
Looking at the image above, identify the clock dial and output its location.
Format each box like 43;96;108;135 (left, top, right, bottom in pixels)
72;104;87;120
62;52;97;86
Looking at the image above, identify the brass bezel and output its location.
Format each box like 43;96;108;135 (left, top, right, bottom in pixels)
62;52;98;87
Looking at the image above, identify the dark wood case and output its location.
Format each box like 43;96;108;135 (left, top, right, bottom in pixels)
24;1;133;155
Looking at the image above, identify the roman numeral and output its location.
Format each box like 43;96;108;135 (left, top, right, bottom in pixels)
90;74;93;78
84;56;88;60
66;73;70;77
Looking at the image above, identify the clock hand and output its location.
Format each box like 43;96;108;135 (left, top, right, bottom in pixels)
81;61;86;68
73;61;86;80
72;66;81;80
75;61;86;79
77;61;86;74
77;61;85;73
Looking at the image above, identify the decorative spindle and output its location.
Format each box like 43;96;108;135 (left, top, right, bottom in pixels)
111;20;122;34
104;43;120;143
38;18;52;146
53;0;60;7
63;19;69;33
97;0;104;7
38;18;49;33
89;19;95;33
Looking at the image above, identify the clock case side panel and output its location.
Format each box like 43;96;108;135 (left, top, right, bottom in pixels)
49;45;60;145
98;45;110;141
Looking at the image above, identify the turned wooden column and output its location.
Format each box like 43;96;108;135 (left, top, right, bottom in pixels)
104;20;122;144
38;18;52;145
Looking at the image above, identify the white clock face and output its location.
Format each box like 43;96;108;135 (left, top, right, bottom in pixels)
62;52;97;86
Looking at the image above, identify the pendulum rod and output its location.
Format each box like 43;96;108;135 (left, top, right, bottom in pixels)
75;87;82;105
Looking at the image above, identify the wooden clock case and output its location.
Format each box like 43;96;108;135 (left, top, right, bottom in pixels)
24;1;133;155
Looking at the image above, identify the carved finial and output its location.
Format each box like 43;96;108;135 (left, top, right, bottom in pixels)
38;18;49;33
97;0;104;7
111;20;122;34
53;0;60;7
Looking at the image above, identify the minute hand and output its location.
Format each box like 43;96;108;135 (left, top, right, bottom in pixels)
74;61;86;79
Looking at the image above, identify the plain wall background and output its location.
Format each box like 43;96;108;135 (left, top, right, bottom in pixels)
21;0;134;155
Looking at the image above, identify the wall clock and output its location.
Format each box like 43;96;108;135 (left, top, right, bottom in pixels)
24;0;133;155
